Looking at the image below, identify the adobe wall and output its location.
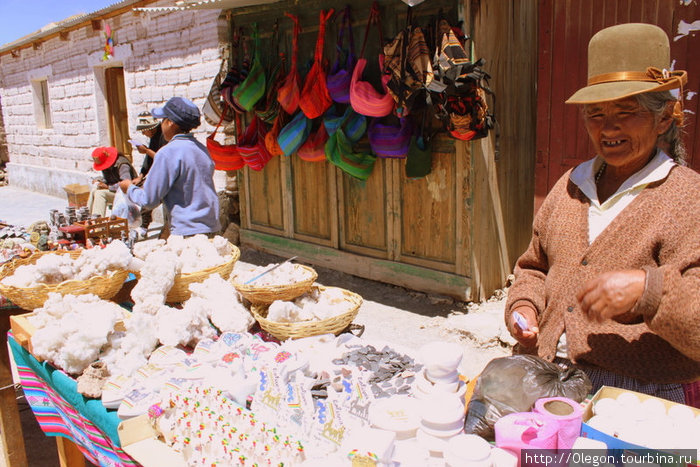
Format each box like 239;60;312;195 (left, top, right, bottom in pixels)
0;2;226;196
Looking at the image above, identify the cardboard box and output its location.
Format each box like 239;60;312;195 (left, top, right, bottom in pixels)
581;386;699;466
63;183;91;207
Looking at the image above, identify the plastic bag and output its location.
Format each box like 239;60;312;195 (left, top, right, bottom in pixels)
112;189;142;229
464;355;592;440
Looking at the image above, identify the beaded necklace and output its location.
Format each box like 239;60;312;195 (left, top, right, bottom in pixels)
595;162;607;183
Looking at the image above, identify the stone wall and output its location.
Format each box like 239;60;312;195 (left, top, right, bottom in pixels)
0;1;227;196
0;96;7;164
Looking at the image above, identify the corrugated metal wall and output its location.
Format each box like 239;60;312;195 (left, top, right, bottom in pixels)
536;0;700;208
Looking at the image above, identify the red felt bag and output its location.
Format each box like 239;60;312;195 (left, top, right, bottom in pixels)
237;117;273;171
207;110;245;171
277;13;301;115
299;9;335;119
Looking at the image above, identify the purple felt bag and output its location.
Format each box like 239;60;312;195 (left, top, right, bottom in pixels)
326;6;356;104
368;116;413;158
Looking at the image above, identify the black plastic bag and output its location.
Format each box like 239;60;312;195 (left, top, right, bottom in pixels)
464;355;592;440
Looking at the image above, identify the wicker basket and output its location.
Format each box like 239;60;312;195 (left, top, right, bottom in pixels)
165;243;241;303
0;250;129;310
233;264;318;305
249;285;363;340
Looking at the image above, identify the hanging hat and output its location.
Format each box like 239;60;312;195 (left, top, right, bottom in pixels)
136;111;159;131
151;97;201;131
92;146;118;171
566;23;687;104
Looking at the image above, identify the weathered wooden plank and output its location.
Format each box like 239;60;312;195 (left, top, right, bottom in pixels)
241;229;471;300
280;154;294;238
248;156;284;231
239;168;251;231
291;157;331;240
399;146;457;265
340;157;388;252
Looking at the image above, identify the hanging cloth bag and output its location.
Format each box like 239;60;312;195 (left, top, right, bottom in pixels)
297;122;329;162
256;20;285;124
324;105;374;180
237;116;273;171
277;13;302;115
265;112;287;157
299;9;335;119
327;6;356;104
207;112;245;171
383;7;433;117
368;115;412;158
405;109;433;178
324;105;368;143
326;128;376;181
349;1;395;118
232;23;266;112
277;110;311;156
202;55;233;126
222;27;251;114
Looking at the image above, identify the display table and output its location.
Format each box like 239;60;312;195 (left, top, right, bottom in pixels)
8;334;138;467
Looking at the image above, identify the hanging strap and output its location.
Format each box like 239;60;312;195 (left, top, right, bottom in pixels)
314;9;335;64
336;6;355;58
285;13;301;70
360;1;383;58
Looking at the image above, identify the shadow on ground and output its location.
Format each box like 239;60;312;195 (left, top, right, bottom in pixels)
239;247;468;318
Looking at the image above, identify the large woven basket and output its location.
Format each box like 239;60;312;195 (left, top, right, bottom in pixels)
249;285;363;341
0;250;129;310
233;264;318;305
165;243;240;303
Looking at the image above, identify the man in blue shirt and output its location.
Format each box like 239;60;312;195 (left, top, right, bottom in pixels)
119;97;220;236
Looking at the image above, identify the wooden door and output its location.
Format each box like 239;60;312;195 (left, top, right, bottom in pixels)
105;67;131;159
536;0;700;210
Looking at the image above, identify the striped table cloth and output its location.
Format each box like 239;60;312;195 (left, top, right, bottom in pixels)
8;334;138;467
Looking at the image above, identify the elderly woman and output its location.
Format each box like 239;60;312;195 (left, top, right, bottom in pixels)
119;97;220;237
505;23;699;403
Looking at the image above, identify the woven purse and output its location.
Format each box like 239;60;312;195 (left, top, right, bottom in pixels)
349;1;394;118
207;111;245;171
237;117;273;171
327;6;356;104
277;13;302;115
232;24;266;111
277;110;311;156
368;116;412;158
299;9;335;119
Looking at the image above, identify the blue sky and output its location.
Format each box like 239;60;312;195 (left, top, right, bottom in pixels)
0;0;117;46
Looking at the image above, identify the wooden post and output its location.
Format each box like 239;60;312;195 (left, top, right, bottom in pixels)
0;311;28;467
56;437;86;467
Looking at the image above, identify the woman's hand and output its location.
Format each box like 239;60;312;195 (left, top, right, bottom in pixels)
94;181;108;190
118;179;132;193
136;144;148;154
577;270;646;322
509;306;539;349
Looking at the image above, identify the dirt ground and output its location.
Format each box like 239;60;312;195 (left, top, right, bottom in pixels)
238;248;516;380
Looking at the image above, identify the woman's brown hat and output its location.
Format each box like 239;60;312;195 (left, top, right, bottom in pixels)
566;23;687;104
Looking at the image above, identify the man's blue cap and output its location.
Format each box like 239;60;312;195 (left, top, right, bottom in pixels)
151;97;200;131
